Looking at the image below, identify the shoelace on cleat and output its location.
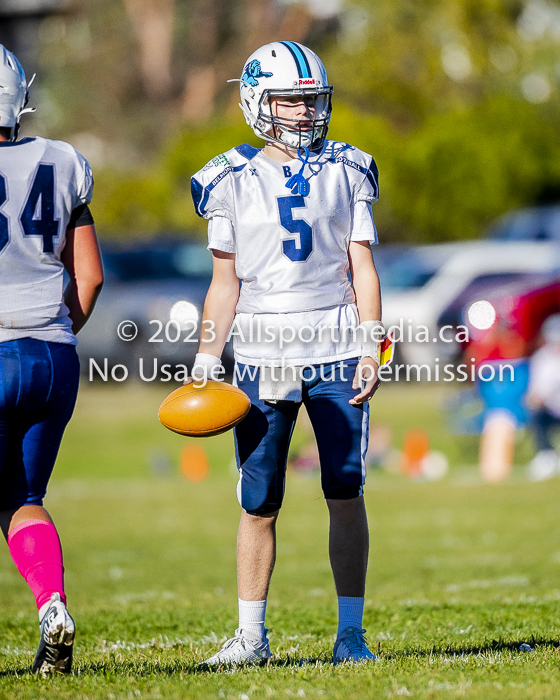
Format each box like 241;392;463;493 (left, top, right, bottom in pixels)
340;628;368;655
218;635;254;656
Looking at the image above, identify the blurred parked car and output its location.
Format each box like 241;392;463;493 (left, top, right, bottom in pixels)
437;272;560;362
76;238;231;378
485;204;560;242
460;278;560;356
375;244;454;292
378;242;560;367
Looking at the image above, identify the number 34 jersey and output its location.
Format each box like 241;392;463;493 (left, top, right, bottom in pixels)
0;137;93;344
191;141;379;315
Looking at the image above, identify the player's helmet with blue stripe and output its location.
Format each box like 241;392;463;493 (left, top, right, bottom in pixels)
237;41;333;150
0;45;34;141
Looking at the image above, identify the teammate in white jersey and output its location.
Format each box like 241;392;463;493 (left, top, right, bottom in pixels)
0;46;103;675
190;41;382;665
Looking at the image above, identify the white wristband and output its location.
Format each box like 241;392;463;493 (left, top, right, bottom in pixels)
191;353;224;381
358;320;384;366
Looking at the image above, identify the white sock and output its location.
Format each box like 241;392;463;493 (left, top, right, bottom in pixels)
238;598;267;639
337;596;365;635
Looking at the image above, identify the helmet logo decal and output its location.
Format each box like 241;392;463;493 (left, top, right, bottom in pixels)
242;60;273;87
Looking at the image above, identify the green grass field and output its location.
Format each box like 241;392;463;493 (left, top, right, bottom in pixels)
1;382;559;700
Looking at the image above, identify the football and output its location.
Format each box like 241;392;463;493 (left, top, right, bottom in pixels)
158;381;251;437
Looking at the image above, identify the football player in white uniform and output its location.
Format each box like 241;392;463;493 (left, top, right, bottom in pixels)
0;46;103;675
190;41;382;665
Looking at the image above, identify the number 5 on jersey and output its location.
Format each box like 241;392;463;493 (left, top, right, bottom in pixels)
277;195;313;262
0;163;60;254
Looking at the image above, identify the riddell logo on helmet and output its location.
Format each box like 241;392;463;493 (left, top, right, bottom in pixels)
298;79;317;86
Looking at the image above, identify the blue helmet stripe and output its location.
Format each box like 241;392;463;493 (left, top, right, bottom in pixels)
280;41;311;79
290;42;312;77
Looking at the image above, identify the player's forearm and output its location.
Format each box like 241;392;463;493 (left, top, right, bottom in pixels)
198;280;239;358
354;267;382;323
61;224;104;334
348;241;382;323
64;277;103;334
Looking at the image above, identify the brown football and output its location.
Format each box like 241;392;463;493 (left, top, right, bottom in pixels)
158;381;251;437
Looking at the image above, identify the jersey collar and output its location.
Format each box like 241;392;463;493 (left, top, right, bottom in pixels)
0;137;36;147
256;149;300;177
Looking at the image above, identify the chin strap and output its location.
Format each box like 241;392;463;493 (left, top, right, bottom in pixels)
11;75;37;141
286;145;310;196
11;107;37;142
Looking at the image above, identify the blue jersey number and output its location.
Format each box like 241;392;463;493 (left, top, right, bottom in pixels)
0;164;60;255
20;164;59;253
0;175;8;254
278;195;313;262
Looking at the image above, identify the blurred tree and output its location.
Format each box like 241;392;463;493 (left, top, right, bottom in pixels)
323;0;560;240
93;119;262;235
122;0;175;99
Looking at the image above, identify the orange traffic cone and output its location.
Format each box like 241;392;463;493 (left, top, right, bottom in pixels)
180;443;210;483
401;428;429;478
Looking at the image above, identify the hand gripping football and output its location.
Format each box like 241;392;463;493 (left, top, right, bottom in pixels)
158;381;251;437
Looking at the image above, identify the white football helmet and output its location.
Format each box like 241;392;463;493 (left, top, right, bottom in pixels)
237;41;333;150
0;45;35;141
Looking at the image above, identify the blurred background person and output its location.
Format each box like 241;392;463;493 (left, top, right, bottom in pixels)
463;281;560;482
469;316;530;485
526;313;560;480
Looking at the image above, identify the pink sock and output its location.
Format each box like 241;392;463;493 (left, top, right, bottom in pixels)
7;520;66;613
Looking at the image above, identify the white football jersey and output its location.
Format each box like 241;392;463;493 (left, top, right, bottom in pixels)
0;137;93;345
191;140;379;315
